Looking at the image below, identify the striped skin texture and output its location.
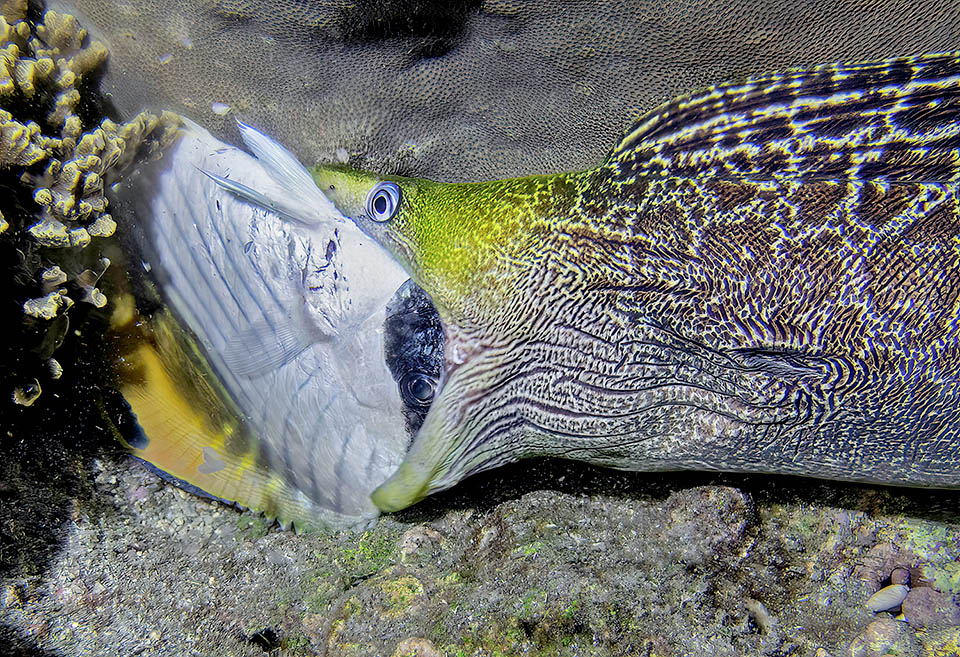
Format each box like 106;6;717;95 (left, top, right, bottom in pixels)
317;53;960;511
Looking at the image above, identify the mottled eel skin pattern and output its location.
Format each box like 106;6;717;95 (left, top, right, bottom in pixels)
314;53;960;510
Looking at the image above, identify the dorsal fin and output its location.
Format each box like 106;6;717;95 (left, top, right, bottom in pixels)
608;52;960;184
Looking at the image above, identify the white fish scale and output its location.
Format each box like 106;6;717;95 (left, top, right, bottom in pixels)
127;122;410;520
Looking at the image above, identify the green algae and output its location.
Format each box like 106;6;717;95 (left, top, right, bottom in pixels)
378;574;424;616
880;519;960;594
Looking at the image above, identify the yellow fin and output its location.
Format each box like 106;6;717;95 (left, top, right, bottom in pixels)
111;308;364;531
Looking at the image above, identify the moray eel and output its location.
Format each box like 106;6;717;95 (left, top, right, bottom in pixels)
107;121;444;529
300;52;960;511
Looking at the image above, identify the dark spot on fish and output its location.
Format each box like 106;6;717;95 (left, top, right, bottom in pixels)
325;239;337;261
243;240;254;254
216;199;221;212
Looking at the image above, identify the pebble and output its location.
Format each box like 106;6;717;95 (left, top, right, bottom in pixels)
398;526;442;563
865;584;909;612
890;568;911;586
847;617;919;657
901;586;960;630
391;637;442;657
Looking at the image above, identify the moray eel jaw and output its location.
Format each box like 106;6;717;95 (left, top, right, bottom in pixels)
310;167;468;511
368;398;451;512
370;332;505;511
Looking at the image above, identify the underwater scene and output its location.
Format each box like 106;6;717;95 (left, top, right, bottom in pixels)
2;0;960;654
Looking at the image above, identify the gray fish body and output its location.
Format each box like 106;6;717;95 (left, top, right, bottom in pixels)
117;123;441;525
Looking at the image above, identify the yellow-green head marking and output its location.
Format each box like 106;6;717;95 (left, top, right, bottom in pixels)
317;52;960;512
312;165;584;328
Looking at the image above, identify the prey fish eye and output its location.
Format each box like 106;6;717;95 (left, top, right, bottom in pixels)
400;372;436;407
366;181;401;222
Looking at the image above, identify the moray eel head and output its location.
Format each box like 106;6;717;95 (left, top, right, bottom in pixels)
311;164;575;511
311;165;488;319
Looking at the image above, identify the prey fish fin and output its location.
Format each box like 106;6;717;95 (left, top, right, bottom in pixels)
611;51;960;184
109;304;373;531
198;169;297;222
195;118;342;227
221;311;323;379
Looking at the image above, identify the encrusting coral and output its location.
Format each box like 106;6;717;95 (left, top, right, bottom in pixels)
0;0;178;407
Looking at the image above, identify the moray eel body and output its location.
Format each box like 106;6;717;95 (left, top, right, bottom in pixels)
309;52;960;511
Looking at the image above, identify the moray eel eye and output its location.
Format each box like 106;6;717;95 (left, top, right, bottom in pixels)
366;182;401;223
400;372;436;407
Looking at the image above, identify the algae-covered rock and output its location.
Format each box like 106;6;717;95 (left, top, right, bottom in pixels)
901;587;960;631
847;617;920;657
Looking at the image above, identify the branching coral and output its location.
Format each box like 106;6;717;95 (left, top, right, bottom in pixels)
0;0;179;406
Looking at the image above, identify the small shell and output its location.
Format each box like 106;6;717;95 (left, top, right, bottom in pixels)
865;584;910;612
47;358;62;379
